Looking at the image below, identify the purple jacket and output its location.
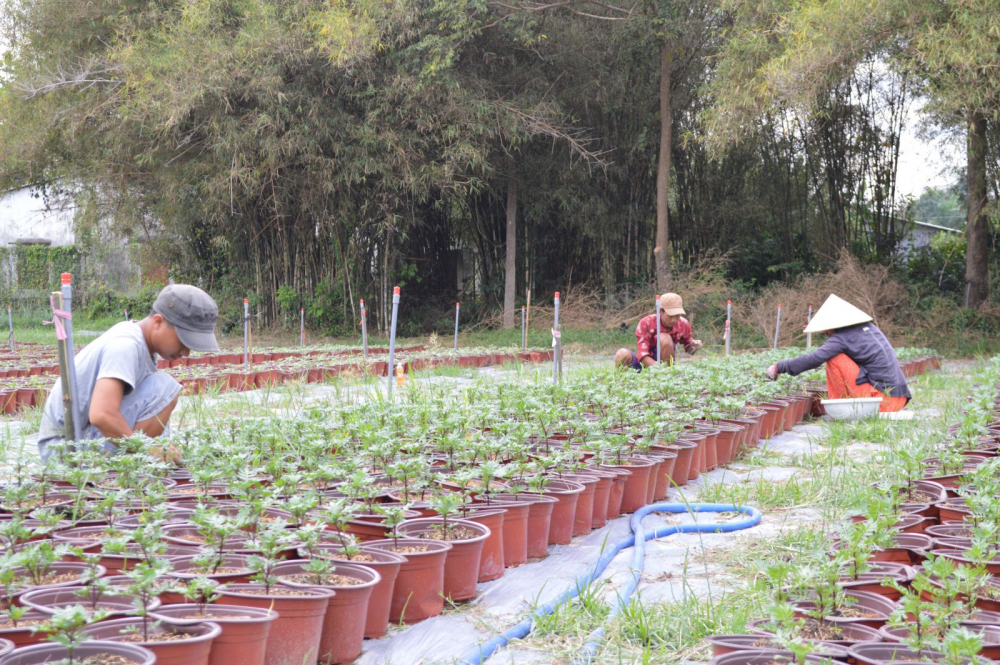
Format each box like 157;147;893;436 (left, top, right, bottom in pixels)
776;323;911;400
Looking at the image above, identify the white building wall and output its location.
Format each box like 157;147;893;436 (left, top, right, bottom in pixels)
0;188;75;246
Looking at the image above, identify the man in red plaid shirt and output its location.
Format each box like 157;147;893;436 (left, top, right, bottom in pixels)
614;293;702;370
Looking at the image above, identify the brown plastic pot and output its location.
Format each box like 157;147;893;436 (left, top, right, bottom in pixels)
83;617;220;665
310;545;405;640
847;642;955;665
706;635;849;660
397;519;489;601
462;509;506;582
518;493;557;559
640;455;663;504
747;617;882;645
561;473;600;536
365;538;452;623
791;589;896;628
600;467;628;519
275;561;380;664
712;425;742;466
536;479;584;545
645;450;678;501
839;562;916;600
695;427;721;470
0;641;156;665
7;562;103;602
708;650;835;665
216;583;333;665
880;624;1000;659
663;440;696;487
0;611;51;648
479;495;531;567
19;586;159;618
168;554;254;584
151;604;276;665
601;458;654;514
679;433;706;479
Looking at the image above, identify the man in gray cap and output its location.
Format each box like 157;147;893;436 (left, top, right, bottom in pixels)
37;284;220;462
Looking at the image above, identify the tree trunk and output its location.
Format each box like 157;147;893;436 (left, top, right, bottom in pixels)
503;155;517;328
966;111;989;308
654;43;673;292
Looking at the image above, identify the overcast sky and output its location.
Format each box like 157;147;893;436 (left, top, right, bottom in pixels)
896;100;963;200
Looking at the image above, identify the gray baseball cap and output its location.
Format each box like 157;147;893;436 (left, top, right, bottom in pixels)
152;285;220;352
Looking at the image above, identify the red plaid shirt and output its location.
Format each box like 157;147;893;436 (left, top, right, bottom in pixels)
636;314;694;361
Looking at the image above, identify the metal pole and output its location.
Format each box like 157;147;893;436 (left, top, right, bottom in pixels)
243;298;249;370
124;309;128;322
521;306;526;351
360;299;369;362
552;292;560;384
725;300;732;358
7;305;13;353
655;295;661;364
965;282;971;308
387;287;400;398
52;292;74;442
806;305;813;349
300;308;305;347
60;274;83;443
773;304;782;350
454;302;460;352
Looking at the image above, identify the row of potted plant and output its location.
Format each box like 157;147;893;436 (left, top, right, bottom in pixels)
706;355;1000;665
0;348;938;664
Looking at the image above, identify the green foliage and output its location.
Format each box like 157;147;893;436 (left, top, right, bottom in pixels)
904;232;967;300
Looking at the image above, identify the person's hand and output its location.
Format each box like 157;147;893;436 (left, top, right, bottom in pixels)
151;443;182;465
765;364;779;381
689;339;703;353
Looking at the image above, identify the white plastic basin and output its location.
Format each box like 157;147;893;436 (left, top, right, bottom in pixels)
820;397;882;421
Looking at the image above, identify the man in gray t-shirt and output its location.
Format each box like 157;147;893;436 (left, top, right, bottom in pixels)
38;285;220;462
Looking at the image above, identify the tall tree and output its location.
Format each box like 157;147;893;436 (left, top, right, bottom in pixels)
706;0;1000;305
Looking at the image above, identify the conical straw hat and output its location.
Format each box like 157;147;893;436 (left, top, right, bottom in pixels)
804;294;873;333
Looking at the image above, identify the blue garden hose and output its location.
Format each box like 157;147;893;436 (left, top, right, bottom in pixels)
457;502;762;665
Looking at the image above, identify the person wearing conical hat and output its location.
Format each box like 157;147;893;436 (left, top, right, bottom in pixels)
614;293;703;371
765;294;910;412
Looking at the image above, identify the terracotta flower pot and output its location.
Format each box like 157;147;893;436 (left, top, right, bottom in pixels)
0;611;51;648
397;519;490;601
561;473;600;537
712;425;742;466
168;554;254;584
662;441;696;488
839;562;916;600
641;455;663;504
535;479;584;545
274;561;380;664
216;583;333;665
708;650;834;665
695;427;721;470
747;617;883;644
600;458;654;514
0;642;156;665
7;562;103;603
478;496;531;567
600;467;629;519
151;604;277;665
645;449;678;501
312;546;405;639
847;642;953;665
791;589;896;629
679;433;706;479
83;617;220;665
462;509;506;582
517;493;558;559
19;587;159;618
706;635;849;660
365;538;452;623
